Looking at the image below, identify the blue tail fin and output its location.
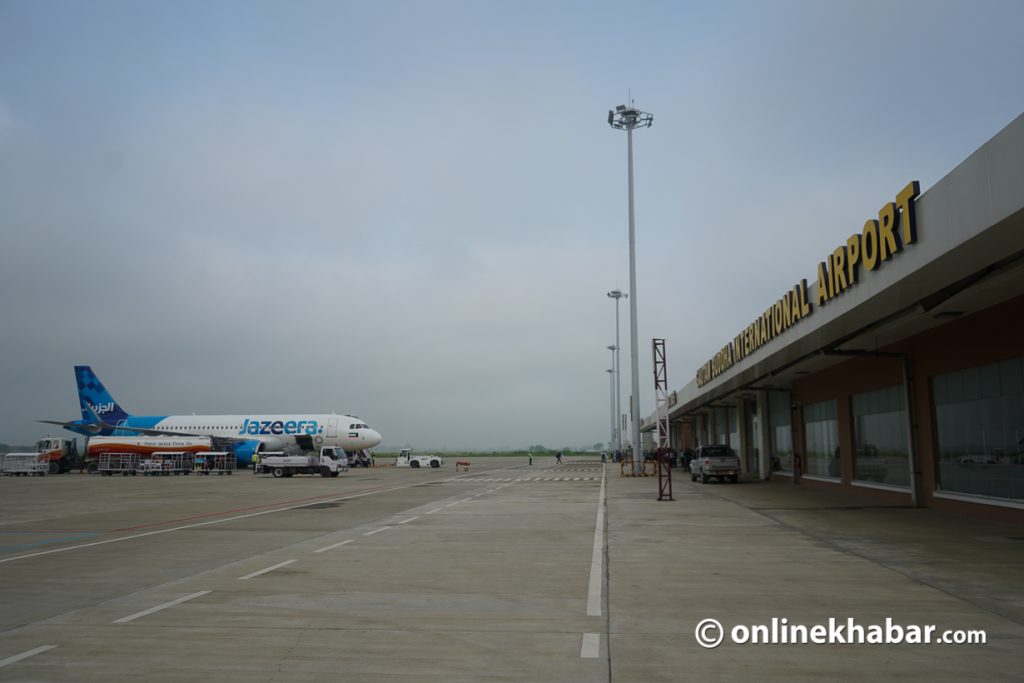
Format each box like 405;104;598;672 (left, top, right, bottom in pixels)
75;366;131;424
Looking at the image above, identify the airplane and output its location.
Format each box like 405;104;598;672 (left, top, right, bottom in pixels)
40;366;383;466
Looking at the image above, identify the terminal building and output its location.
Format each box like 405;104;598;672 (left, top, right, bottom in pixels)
644;112;1024;517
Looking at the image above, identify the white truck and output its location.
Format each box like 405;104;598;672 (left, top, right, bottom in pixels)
258;448;348;478
689;444;741;483
395;448;444;469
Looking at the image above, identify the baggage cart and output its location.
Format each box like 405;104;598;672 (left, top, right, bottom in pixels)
196;451;234;475
98;453;139;476
1;453;49;476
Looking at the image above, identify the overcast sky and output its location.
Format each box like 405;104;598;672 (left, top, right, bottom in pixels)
2;0;1023;450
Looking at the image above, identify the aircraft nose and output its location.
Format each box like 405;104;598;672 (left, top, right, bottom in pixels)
365;429;382;447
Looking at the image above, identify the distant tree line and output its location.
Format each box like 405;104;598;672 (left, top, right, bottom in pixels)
527;444;605;453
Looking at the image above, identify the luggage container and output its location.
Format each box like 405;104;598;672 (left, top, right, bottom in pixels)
98;453;140;476
138;452;195;475
1;453;49;476
195;451;234;475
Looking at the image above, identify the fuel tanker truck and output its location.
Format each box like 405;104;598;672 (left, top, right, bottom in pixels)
85;436;212;473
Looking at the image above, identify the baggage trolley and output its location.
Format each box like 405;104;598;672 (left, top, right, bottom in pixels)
98;453;140;476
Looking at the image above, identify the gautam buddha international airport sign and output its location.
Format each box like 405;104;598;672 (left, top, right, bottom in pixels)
695;181;921;388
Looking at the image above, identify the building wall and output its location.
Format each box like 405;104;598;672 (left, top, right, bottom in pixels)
792;294;1024;519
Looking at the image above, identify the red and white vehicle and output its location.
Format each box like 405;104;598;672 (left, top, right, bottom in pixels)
36;437;81;474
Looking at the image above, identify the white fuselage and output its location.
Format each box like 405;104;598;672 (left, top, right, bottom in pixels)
125;414;382;453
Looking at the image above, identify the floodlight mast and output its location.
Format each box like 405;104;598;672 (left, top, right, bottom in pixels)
608;103;653;474
606;346;617;450
606;289;627;452
606;368;615;453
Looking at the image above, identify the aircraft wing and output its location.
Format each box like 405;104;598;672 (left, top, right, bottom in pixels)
37;413;197;438
38;418;104;435
103;424;199;437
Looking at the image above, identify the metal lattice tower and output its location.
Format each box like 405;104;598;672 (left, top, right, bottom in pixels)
653;338;673;501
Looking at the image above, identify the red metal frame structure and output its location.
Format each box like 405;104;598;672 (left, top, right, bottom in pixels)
652;338;673;501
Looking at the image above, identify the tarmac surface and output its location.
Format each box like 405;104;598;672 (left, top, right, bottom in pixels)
0;456;1022;681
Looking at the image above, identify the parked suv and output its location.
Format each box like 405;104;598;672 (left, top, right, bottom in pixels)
690;445;741;483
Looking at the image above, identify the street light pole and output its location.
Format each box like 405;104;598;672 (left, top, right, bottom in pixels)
606;344;618;450
606;368;615;454
607;289;627;452
608;103;653;474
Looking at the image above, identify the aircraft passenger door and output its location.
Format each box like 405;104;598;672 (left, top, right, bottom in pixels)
327;418;338;438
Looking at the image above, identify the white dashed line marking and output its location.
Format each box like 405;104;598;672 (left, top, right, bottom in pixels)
0;645;57;668
363;526;392;536
314;539;353;553
397;516;419;524
239;560;296;580
113;591;211;623
581;633;600;658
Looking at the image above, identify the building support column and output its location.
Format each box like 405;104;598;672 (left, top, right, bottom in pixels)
756;390;771;480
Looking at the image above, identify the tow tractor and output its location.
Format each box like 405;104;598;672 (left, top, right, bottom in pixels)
395;448;444;469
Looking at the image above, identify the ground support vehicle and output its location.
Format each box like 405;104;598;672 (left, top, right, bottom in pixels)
193;452;235;475
347;450;374;467
137;452;195;475
98;453;140;476
690;445;741;483
259;448;348;478
395;449;444;469
36;438;83;474
1;453;50;476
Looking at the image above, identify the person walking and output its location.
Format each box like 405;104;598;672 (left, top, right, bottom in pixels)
251;452;261;475
555;451;563;465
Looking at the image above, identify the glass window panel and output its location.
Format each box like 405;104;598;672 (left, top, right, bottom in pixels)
981;364;1002;398
946;371;964;404
933;374;947;406
962;368;982;401
1000;358;1023;394
933;356;1024;502
769;391;793;474
715;407;728;445
853;385;909;488
804;399;839;478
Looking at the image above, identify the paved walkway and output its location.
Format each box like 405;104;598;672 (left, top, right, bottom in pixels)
607;471;1024;681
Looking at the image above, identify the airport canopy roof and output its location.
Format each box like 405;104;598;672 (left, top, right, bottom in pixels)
651;112;1024;425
